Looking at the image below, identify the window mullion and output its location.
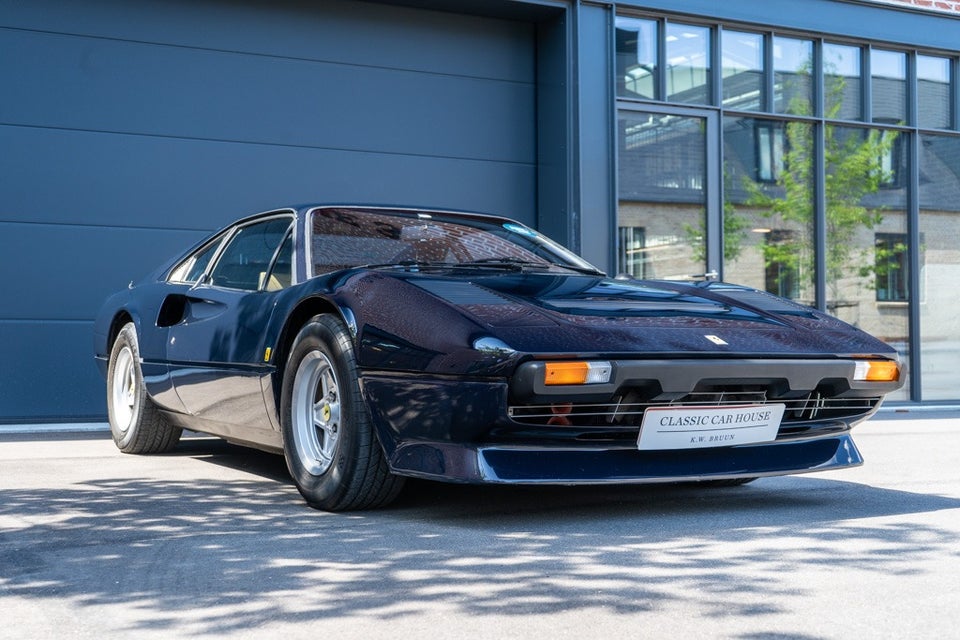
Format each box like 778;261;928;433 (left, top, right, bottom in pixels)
814;121;827;312
763;32;775;113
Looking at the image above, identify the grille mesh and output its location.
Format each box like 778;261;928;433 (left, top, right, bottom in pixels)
508;391;881;427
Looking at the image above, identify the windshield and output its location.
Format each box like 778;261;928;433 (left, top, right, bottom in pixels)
309;208;602;277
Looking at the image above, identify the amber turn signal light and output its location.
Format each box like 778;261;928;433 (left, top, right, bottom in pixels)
853;360;900;382
544;361;612;385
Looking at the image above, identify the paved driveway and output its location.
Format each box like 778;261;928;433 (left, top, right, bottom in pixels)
2;413;959;639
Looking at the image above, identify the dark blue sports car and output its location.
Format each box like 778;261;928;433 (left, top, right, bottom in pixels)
94;205;904;510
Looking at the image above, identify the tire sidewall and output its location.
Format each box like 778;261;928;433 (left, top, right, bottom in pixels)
280;315;368;508
106;323;145;450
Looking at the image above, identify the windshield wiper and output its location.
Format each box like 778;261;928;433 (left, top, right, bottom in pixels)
360;260;459;270
361;259;526;272
461;257;604;276
359;258;605;276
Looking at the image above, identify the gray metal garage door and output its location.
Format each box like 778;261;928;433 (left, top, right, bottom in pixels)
0;0;536;422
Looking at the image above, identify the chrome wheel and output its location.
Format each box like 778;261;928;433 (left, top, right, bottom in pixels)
291;350;342;476
110;344;137;434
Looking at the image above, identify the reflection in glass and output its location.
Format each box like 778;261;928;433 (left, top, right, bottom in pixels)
825;125;909;398
616;17;658;100
871;49;906;124
920;134;960;400
917;55;952;129
721;116;813;303
722;30;763;111
666;23;711;105
773;37;813;115
618;111;706;279
823;43;862;121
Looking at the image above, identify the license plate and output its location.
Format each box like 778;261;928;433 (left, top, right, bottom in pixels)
637;403;785;450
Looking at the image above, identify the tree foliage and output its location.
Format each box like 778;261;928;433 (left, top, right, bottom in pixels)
740;74;898;303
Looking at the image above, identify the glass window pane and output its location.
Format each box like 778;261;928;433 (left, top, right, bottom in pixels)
920;134;960;400
722;30;763;111
616;17;658;100
825;125;909;399
823;43;862;121
264;232;293;291
618;111;706;279
773;37;813;115
666;23;711;105
871;49;907;124
918;55;952;129
722;116;814;303
210;218;291;290
168;233;226;283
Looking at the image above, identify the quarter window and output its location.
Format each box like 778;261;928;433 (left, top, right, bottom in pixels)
168;233;227;284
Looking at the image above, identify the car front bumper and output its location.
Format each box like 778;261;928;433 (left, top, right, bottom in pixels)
360;370;869;484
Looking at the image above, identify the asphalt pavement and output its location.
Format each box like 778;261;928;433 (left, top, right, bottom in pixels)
1;411;959;639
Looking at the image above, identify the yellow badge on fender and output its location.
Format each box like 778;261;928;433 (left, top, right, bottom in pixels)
264;347;272;362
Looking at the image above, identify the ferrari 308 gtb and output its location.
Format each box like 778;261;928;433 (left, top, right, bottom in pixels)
94;205;904;510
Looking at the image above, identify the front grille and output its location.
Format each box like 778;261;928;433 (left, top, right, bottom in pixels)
507;389;882;442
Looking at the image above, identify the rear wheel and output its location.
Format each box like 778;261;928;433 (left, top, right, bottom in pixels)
280;314;404;511
106;322;182;453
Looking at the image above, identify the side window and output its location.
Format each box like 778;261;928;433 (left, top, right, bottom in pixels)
209;218;292;291
262;232;293;291
168;233;226;284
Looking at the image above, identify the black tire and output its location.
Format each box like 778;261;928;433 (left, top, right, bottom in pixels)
280;314;404;511
106;322;182;454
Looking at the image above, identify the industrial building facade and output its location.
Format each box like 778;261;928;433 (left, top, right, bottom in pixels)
2;0;958;422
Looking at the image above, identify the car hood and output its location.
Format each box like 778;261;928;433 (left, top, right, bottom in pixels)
397;272;897;358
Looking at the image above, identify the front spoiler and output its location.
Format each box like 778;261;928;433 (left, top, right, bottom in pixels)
388;433;863;484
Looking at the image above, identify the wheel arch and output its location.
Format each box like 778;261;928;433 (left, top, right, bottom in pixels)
107;310;136;352
270;296;356;422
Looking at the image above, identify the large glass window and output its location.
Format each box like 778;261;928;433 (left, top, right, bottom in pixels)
722;116;814;303
871;49;907;124
824;43;862;121
722;30;763;111
614;11;959;401
773;37;813;115
825;125;909;398
618;111;707;279
920;134;960;400
918;55;952;129
666;23;711;105
616;17;658;100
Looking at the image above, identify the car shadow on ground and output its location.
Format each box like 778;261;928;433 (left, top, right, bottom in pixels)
178;434;958;527
1;435;958;636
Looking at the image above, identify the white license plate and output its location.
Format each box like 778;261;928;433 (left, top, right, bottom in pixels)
637;403;786;451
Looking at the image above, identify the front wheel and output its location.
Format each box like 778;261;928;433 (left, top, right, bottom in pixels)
280;315;404;511
106;322;182;453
